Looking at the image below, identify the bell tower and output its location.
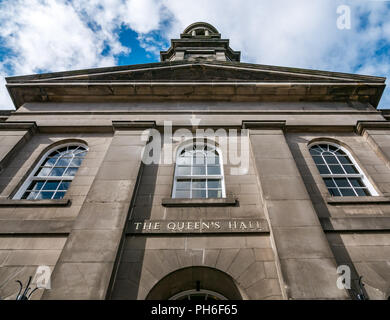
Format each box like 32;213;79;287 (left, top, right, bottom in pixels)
160;22;241;62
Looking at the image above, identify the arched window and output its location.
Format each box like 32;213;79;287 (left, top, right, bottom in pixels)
173;142;225;199
14;143;88;200
169;289;227;300
309;142;377;197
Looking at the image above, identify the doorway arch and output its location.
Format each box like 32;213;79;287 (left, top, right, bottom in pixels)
146;266;243;300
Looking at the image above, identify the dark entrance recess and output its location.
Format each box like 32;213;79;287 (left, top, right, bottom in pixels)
146;266;243;300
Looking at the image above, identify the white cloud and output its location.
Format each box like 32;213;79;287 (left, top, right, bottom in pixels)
160;0;389;108
0;0;121;74
122;0;163;33
0;0;126;109
0;0;389;109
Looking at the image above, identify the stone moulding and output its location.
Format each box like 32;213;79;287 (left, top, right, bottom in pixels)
320;216;390;232
0;219;73;234
0;120;157;134
161;196;237;207
0;121;368;134
0;122;38;175
242;120;286;130
242;120;357;133
0;199;71;207
112;120;156;130
356;120;390;135
326;196;390;205
0;121;37;133
5;81;386;109
10;110;383;116
0;120;372;134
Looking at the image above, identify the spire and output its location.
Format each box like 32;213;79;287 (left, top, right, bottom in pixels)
160;22;241;62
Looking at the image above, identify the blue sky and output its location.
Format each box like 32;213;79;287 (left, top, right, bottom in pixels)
0;0;389;110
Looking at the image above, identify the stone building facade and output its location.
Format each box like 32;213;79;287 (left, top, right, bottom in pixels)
0;22;389;300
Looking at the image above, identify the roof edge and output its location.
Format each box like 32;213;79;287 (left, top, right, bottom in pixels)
5;60;386;84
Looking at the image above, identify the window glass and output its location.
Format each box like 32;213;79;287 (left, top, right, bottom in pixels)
17;145;87;200
309;143;373;197
174;143;225;199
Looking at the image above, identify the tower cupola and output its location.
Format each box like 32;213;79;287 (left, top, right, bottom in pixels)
160;22;241;62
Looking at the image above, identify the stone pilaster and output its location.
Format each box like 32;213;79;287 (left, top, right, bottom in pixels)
42;121;154;299
244;121;349;299
0;122;37;176
358;121;390;170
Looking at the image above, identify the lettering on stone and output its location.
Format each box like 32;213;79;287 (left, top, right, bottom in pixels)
127;219;269;234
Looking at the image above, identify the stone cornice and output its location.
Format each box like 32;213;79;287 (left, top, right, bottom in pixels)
112;120;156;130
380;109;390;120
286;125;356;133
2;120;385;135
7;60;385;83
6;60;386;109
320;216;390;232
37;125;115;133
0;121;37;133
242;120;286;130
0;120;156;134
356;120;390;135
0;110;12;122
6;81;385;109
9;110;383;116
242;121;357;133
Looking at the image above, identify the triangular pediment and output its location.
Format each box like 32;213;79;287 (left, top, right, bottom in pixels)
5;60;386;109
6;61;385;84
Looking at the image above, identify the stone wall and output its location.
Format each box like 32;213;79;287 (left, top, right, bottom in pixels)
326;233;390;300
0;236;66;300
0;133;112;299
110;133;283;299
111;235;281;300
0;100;389;299
287;131;390;299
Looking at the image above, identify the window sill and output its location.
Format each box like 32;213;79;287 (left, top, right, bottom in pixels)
162;197;237;207
0;199;71;207
326;196;390;205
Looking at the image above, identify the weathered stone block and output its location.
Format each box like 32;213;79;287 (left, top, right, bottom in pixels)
42;262;114;300
61;229;122;263
215;248;240;273
260;176;310;200
73;202;129;230
279;258;348;299
273;226;334;259
245;278;282;299
86;179;137;202
227;248;256;279
267;200;320;227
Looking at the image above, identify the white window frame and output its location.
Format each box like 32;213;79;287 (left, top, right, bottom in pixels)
169;289;227;300
308;141;378;196
172;141;226;199
13;142;88;200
